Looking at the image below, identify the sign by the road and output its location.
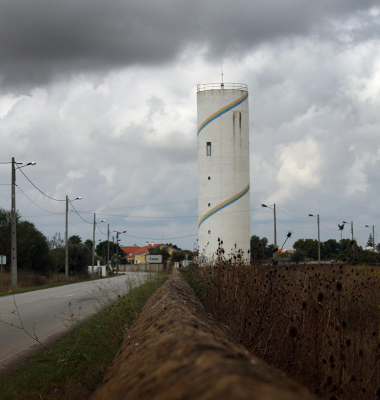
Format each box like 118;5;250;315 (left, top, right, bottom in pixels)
146;255;162;263
0;255;5;264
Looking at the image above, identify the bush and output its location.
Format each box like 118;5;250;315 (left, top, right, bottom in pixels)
289;248;306;263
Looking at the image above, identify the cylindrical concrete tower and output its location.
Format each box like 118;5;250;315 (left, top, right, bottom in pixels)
197;83;250;261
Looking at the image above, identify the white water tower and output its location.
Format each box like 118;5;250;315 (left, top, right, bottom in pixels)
197;83;250;260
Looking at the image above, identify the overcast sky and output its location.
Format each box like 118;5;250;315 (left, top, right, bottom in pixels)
1;0;380;252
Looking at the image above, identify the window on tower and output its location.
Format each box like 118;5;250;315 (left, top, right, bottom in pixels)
206;142;211;156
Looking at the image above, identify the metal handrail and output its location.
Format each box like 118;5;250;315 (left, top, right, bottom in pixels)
197;83;248;92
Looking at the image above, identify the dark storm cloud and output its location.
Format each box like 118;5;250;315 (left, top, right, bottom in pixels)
0;0;379;86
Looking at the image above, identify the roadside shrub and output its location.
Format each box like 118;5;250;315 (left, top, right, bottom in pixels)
289;248;306;263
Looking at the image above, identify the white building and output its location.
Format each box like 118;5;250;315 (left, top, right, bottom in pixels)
197;83;250;261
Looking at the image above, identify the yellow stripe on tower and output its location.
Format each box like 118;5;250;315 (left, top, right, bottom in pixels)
198;184;250;228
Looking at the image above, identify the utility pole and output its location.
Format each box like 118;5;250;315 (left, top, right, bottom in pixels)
65;196;81;281
91;215;105;278
116;231;120;273
107;224;110;271
92;213;96;279
261;203;277;259
365;224;375;252
112;235;115;271
10;158;36;288
11;158;17;288
65;195;69;281
309;213;320;263
273;203;277;258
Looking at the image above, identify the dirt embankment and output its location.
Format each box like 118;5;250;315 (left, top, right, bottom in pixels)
92;270;316;400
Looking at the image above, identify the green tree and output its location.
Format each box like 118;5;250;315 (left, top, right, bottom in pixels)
293;239;319;260
166;243;180;250
48;232;65;250
338;239;359;259
0;209;53;276
67;243;92;275
250;235;274;260
367;234;374;247
289;249;306;263
84;239;93;248
0;208;21;265
171;250;186;263
69;235;82;245
322;239;340;259
96;240;124;262
17;221;53;276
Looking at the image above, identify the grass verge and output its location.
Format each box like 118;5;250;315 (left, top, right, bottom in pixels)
0;273;168;399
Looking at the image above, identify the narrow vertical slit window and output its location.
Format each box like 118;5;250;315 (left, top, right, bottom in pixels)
206;142;211;156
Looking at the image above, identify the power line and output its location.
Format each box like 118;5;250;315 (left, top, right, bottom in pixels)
16;186;62;215
69;200;92;225
96;224;107;235
320;222;339;231
276;218;315;230
276;206;310;220
123;233;198;240
16;167;65;202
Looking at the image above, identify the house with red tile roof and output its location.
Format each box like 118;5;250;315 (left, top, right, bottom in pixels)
120;243;167;264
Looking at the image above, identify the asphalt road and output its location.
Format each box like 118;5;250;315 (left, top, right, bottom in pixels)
0;272;150;376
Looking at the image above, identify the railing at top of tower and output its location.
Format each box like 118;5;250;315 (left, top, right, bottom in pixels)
197;83;248;92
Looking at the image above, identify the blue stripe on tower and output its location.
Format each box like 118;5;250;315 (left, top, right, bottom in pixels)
198;184;250;228
197;92;248;136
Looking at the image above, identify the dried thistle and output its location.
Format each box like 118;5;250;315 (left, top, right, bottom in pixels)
288;325;298;338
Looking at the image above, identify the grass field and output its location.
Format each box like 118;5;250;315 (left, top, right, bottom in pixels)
0;273;168;399
182;262;380;399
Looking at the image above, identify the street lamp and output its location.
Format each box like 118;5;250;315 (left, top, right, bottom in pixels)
11;158;36;288
365;225;375;252
114;230;126;273
308;214;320;263
261;203;277;258
343;220;355;252
92;214;106;278
65;196;82;281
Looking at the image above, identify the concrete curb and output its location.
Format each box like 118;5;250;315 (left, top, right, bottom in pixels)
92;270;316;400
